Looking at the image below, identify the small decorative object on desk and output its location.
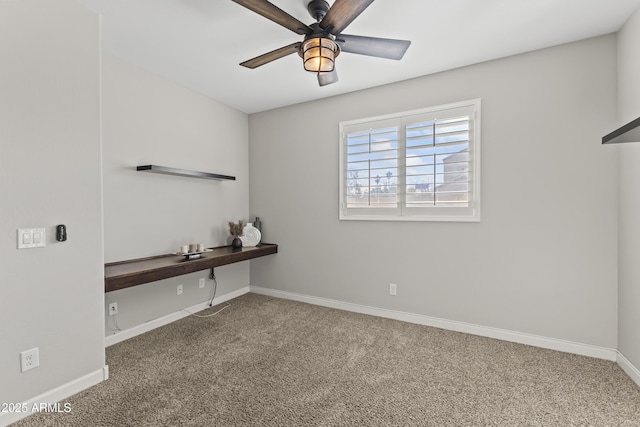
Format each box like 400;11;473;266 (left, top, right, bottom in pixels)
231;237;242;249
240;222;261;247
228;220;244;250
253;216;262;232
174;247;212;260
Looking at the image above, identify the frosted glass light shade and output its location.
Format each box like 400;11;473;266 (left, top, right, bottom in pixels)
301;37;339;72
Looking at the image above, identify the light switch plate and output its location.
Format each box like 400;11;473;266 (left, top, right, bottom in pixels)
18;228;46;249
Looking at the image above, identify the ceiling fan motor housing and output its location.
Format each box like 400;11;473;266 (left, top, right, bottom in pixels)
307;0;330;22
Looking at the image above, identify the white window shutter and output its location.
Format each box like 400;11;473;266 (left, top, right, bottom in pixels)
340;99;480;222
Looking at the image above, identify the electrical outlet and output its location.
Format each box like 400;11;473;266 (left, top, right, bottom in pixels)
108;302;118;316
177;284;183;295
389;283;397;296
21;348;39;372
199;278;205;289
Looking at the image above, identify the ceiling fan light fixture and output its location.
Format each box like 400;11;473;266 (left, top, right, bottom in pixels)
301;37;340;73
234;0;410;87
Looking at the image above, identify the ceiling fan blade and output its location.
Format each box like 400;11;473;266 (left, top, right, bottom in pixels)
318;69;339;86
320;0;374;34
336;34;411;60
240;42;302;69
231;0;312;35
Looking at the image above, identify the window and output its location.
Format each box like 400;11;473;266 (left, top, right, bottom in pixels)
339;99;481;221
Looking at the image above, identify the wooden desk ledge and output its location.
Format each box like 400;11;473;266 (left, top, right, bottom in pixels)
104;243;278;292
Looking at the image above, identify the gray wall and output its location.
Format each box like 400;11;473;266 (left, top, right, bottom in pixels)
249;35;619;348
101;54;250;336
618;6;640;369
0;0;104;407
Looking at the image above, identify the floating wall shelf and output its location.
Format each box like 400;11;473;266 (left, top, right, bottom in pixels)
136;165;236;181
602;117;640;144
105;243;277;292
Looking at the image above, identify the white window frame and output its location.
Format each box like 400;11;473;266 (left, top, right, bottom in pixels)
339;99;481;222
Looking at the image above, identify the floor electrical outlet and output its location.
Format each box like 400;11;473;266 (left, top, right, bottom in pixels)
389;283;397;296
108;302;118;316
177;284;183;295
199;278;205;289
20;348;39;372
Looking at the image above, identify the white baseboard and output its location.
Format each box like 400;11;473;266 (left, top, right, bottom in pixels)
105;286;250;347
0;366;108;427
250;286;618;362
617;351;640;388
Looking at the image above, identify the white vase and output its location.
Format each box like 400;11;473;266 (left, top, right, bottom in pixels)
239;223;261;247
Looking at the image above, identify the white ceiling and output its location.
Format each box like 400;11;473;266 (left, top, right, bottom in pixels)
78;0;640;114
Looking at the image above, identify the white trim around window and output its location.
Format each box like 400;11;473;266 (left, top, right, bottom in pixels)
339;99;481;222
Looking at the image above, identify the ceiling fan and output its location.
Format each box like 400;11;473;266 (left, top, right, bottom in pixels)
231;0;411;86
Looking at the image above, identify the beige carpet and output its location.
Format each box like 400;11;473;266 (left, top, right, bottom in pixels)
14;293;640;426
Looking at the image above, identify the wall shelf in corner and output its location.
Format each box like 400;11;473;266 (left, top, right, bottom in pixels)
602;117;640;144
136;165;235;181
